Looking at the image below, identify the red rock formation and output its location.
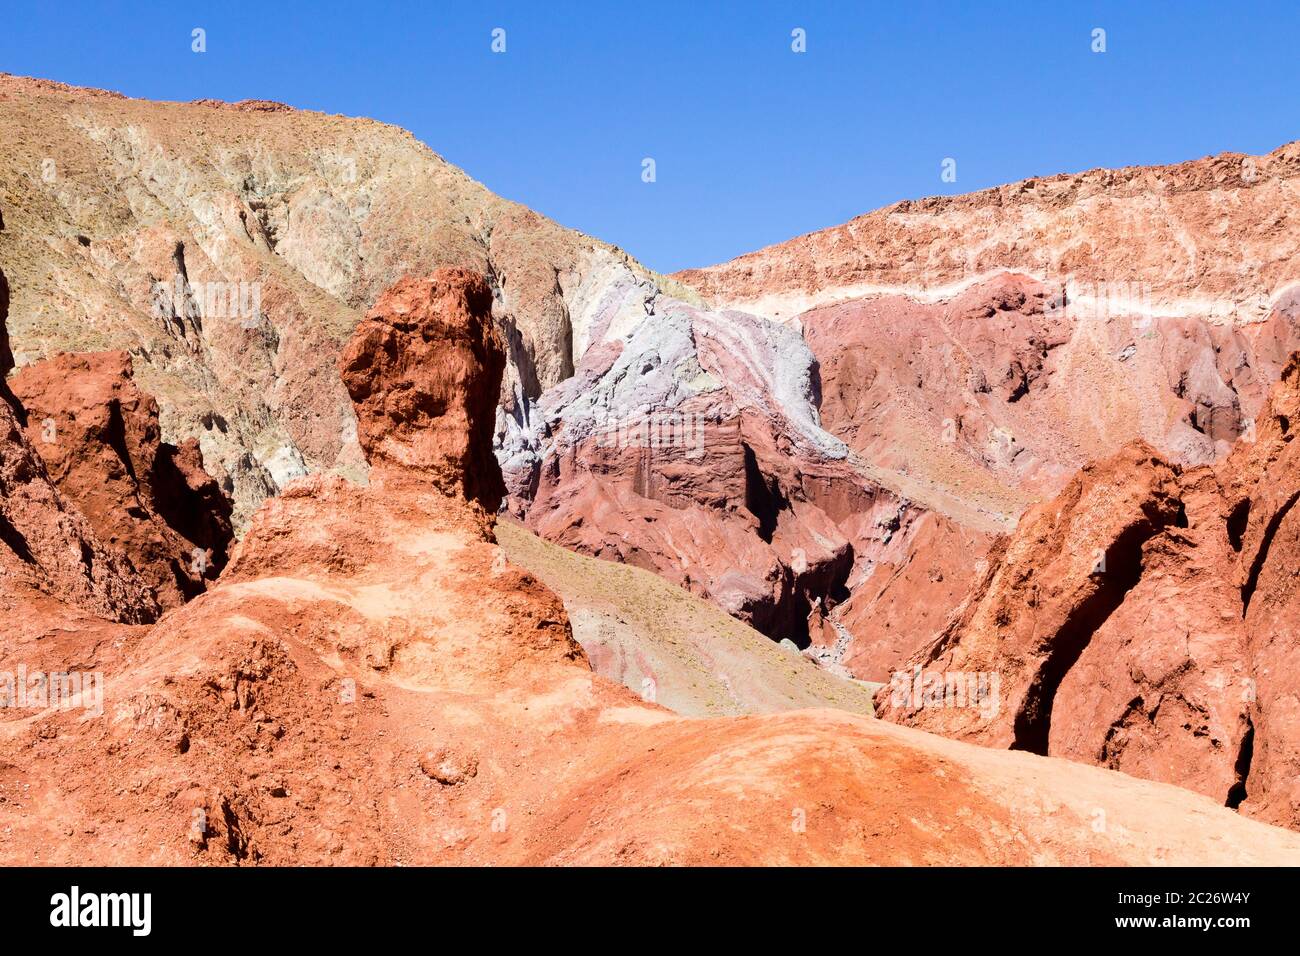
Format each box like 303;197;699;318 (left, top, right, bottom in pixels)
1221;355;1300;828
834;515;993;681
674;141;1300;326
877;357;1300;830
507;297;922;648
0;269;159;625
796;274;1300;680
10;350;233;609
5;267;1299;866
339;269;506;512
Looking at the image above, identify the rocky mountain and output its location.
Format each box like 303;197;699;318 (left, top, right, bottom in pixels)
0;73;691;528
675;142;1300;326
878;353;1300;833
659;143;1300;680
498;290;916;648
4;265;1298;865
500;138;1300;686
797;273;1300;678
13;72;1297;694
5;73;1300;861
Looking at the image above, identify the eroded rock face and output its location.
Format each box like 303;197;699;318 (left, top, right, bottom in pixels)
505;268;1300;681
804;275;1300;502
876;443;1188;747
0;74;685;526
664;154;1300;685
1220;355;1300;829
832;514;993;682
0;268;160;625
877;358;1300;831
10;350;233;609
339;269;505;511
500;293;928;646
784;274;1299;679
5;269;1300;866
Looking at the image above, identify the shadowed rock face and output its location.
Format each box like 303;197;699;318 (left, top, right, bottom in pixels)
339;269;506;511
499;293;931;648
7;268;1298;866
0;273;160;626
11;350;234;609
0;265;13;389
877;355;1300;832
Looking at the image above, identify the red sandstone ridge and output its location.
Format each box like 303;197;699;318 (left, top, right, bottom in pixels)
10;350;233;609
794;272;1300;680
5;265;1297;865
339;270;506;511
673;141;1300;324
877;355;1300;832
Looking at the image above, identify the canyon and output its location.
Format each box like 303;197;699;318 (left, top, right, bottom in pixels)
2;72;1300;863
3;262;1297;865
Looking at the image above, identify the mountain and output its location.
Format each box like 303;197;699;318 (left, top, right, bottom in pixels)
0;73;691;528
878;353;1300;833
674;142;1300;325
3;264;1297;865
5;74;1300;861
662;143;1300;678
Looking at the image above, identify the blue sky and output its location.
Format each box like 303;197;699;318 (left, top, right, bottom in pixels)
3;1;1297;273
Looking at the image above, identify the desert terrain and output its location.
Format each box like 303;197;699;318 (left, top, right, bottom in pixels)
2;73;1299;865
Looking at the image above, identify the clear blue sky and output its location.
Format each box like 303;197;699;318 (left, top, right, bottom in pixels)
3;1;1297;273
